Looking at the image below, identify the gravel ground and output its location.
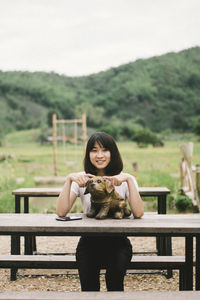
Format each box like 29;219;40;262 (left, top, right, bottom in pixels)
0;235;192;292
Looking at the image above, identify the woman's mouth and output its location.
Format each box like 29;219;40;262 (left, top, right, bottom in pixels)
96;160;106;164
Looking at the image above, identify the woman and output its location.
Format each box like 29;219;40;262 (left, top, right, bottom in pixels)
56;132;144;291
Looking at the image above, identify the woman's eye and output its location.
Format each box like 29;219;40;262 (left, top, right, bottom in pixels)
97;179;101;183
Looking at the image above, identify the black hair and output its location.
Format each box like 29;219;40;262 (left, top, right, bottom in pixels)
84;132;123;176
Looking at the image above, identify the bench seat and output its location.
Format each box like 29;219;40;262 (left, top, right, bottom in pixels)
0;254;187;290
0;254;185;270
0;291;200;300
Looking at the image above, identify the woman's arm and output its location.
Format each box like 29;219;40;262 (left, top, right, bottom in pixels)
126;175;144;218
56;175;77;217
104;173;144;218
56;173;94;217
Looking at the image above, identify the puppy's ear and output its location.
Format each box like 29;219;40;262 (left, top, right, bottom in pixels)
84;187;89;195
105;180;114;194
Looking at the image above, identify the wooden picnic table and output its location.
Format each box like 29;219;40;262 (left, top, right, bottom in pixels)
0;213;199;290
12;186;171;214
12;186;172;276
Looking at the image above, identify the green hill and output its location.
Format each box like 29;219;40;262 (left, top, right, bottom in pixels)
0;46;200;136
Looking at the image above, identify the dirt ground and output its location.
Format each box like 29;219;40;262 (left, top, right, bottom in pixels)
0;235;191;292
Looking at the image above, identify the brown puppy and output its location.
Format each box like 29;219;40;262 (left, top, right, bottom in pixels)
84;176;131;219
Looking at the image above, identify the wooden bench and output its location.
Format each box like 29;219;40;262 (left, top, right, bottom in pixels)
1;291;200;300
0;255;186;290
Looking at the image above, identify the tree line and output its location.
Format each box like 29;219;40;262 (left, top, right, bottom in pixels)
0;46;200;141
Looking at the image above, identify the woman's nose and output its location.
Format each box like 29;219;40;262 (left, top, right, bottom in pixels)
96;150;103;157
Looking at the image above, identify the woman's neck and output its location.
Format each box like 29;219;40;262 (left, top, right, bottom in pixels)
96;170;105;176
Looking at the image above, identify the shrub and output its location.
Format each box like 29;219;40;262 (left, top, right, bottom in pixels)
121;123;135;139
175;195;193;212
167;195;175;210
132;128;164;147
37;126;52;144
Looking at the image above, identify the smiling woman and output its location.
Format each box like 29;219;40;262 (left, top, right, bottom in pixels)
89;143;111;174
84;132;123;176
56;131;144;292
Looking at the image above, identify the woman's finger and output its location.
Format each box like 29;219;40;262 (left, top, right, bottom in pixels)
85;173;95;178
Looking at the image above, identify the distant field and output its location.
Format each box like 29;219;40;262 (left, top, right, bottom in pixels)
0;129;199;213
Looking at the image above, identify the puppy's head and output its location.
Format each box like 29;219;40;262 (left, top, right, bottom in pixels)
84;176;114;197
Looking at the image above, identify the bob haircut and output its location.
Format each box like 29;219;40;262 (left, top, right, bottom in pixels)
84;132;123;176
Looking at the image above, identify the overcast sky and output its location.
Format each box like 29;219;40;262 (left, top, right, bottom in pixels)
0;0;199;77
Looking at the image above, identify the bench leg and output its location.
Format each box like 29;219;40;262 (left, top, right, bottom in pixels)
184;236;193;290
195;235;200;290
24;235;37;254
165;237;173;278
33;235;37;254
157;235;173;278
11;235;20;281
179;268;185;291
157;195;173;278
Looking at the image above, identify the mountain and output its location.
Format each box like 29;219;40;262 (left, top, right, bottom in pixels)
0;46;200;137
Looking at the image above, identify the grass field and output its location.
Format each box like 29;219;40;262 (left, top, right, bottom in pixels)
0;129;199;213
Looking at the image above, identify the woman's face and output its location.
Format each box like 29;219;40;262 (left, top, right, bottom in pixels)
89;141;111;174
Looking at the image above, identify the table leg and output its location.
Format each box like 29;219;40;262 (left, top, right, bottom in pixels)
23;196;36;254
10;235;20;281
184;236;193;290
12;196;21;280
157;195;167;255
196;234;200;290
157;194;172;278
15;195;21;213
24;196;29;213
158;195;167;214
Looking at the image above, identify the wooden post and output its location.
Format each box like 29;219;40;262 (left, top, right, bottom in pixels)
52;114;58;176
180;142;193;166
180;158;186;192
82;113;87;150
180;142;200;211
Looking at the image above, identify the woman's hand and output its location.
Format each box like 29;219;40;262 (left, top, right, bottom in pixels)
103;173;131;186
68;173;94;187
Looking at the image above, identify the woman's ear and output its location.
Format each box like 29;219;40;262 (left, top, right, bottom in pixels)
105;180;114;194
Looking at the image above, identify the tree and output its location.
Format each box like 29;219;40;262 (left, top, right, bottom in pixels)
75;103;105;128
193;117;200;137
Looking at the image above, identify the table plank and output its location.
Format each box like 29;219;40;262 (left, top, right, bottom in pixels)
1;291;200;300
0;213;200;235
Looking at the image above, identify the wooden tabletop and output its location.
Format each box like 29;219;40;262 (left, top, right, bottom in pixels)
0;213;199;235
12;187;170;196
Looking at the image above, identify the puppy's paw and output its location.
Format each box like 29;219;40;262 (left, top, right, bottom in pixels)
95;214;107;220
86;212;96;218
124;207;131;216
113;211;123;219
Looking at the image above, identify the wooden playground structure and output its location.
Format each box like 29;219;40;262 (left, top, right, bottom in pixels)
180;142;200;211
52;113;87;176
